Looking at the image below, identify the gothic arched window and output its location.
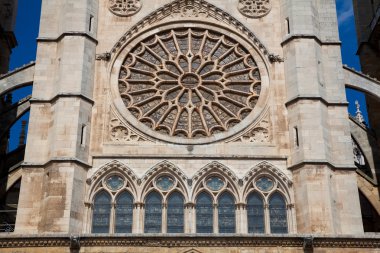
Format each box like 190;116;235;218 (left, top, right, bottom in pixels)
144;191;162;233
167;192;184;233
92;191;112;233
247;192;265;233
269;192;288;234
115;191;134;233
196;192;213;233
218;192;236;233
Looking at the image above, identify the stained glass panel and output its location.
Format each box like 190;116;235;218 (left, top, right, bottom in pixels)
115;191;134;233
269;193;288;234
167;192;184;233
105;175;124;191
255;177;274;192
206;177;224;191
144;191;162;233
92;191;111;233
218;192;235;233
156;176;175;191
247;192;265;233
196;192;213;233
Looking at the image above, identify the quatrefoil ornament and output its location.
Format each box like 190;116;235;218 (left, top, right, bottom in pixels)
109;0;142;17
238;0;272;18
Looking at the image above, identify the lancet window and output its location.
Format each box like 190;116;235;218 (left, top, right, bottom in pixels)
244;174;290;234
91;174;135;234
194;172;238;234
142;173;186;233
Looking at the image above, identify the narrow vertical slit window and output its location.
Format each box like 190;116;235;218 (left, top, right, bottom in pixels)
167;192;184;233
269;193;288;234
218;192;235;233
144;191;162;233
89;15;94;32
92;191;112;233
247;192;265;233
285;18;290;34
196;192;213;233
293;127;299;147
115;191;134;233
80;124;87;147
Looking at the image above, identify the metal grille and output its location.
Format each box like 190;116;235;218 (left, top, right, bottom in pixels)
115;191;134;233
247;192;265;233
167;192;184;233
269;193;288;234
218;192;235;233
196;192;213;233
92;191;112;233
144;191;162;233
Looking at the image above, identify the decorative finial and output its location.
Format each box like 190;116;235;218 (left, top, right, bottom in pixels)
355;100;365;124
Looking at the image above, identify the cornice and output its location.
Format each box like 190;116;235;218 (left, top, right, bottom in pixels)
30;93;94;106
0;234;379;249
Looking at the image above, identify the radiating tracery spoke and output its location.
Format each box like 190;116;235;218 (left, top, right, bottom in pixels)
118;28;262;139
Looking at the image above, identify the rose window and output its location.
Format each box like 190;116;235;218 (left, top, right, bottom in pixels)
118;28;262;139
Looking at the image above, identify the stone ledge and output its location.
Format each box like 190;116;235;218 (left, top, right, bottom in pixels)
0;234;379;248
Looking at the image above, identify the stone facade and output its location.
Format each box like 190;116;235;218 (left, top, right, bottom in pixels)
1;0;380;252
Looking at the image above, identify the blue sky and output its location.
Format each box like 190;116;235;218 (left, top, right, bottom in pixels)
6;0;369;151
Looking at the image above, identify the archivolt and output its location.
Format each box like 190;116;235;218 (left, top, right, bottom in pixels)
242;161;292;202
139;160;189;202
110;0;270;59
87;160;138;200
191;161;240;202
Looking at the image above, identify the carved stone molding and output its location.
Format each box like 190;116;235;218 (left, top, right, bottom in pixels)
140;160;188;185
238;0;272;18
192;161;239;183
242;161;292;186
0;235;380;249
87;160;138;185
110;0;270;58
109;0;142;17
228;111;271;143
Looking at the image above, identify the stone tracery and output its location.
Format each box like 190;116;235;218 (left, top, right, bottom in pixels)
109;0;142;16
238;0;272;18
118;28;262;139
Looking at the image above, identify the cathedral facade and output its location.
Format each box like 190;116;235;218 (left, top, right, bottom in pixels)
1;0;380;252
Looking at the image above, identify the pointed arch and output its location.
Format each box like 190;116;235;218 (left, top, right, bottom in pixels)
242;161;292;201
87;160;138;202
110;0;270;61
191;161;240;202
139;161;189;202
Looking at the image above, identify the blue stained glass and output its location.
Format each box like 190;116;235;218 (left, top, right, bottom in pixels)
255;177;274;192
269;193;288;234
156;176;175;191
206;177;224;191
218;192;235;233
196;192;213;233
144;191;162;233
106;175;124;191
92;191;111;233
167;192;184;233
115;191;134;233
247;192;265;233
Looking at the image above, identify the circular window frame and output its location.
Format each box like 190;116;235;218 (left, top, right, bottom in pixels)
110;22;270;145
103;173;126;192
